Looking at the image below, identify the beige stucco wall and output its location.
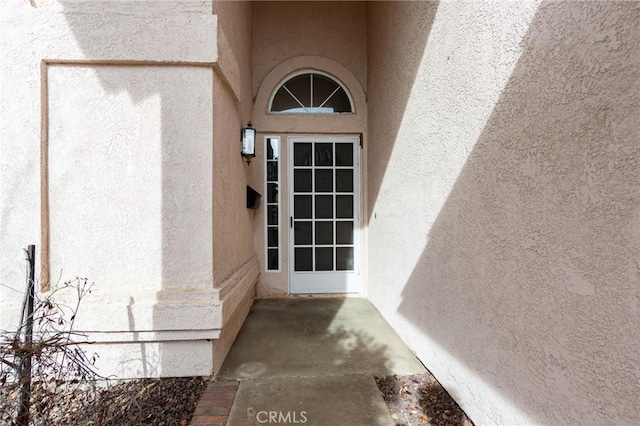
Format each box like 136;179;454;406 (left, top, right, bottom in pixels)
252;1;367;100
213;0;256;285
367;1;639;425
210;0;260;368
0;0;253;378
48;65;213;293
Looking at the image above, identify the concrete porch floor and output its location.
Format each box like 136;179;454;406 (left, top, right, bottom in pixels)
191;298;426;425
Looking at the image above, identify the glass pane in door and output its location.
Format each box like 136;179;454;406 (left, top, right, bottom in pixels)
315;169;333;192
294;170;312;192
336;247;354;271
336;221;354;244
315;195;333;219
335;170;353;192
294;222;312;245
295;248;313;271
294;143;313;166
336;195;353;218
292;139;357;278
315;222;333;245
315;143;333;166
335;143;353;166
294;195;312;218
315;247;334;271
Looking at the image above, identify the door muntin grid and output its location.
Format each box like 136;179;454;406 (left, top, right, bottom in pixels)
291;140;356;273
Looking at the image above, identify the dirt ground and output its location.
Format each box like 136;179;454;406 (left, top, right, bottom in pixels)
375;373;475;426
25;377;206;426
3;373;474;425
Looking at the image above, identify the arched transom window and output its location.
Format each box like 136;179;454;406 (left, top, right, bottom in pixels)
269;72;354;114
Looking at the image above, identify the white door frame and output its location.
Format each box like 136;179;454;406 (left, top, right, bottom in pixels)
288;136;361;294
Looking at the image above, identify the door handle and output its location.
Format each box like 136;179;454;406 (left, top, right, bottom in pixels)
290;217;293;228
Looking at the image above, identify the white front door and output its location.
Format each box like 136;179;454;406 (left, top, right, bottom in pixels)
289;136;360;293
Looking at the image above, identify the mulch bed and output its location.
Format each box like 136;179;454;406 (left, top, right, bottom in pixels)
22;377;206;426
2;374;473;425
375;373;475;426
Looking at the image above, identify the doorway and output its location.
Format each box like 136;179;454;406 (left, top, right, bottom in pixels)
288;136;360;293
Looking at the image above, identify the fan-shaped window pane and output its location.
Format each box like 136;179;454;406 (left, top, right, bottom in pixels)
313;75;339;108
325;87;352;113
270;72;353;114
271;88;300;112
283;75;311;107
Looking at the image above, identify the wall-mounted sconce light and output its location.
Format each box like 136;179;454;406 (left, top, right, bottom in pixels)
241;123;256;164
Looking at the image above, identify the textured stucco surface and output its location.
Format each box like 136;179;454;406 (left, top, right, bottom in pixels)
212;279;256;373
212;0;257;286
209;0;261;375
86;340;214;379
0;1;228;378
367;1;639;425
0;0;217;309
48;65;213;290
252;1;367;99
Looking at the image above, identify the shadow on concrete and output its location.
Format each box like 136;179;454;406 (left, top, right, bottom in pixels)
219;298;424;380
221;298;423;426
395;2;638;424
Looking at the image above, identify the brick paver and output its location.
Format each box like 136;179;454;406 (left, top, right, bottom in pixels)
190;380;240;426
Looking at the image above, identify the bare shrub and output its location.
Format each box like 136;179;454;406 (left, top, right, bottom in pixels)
1;269;104;425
